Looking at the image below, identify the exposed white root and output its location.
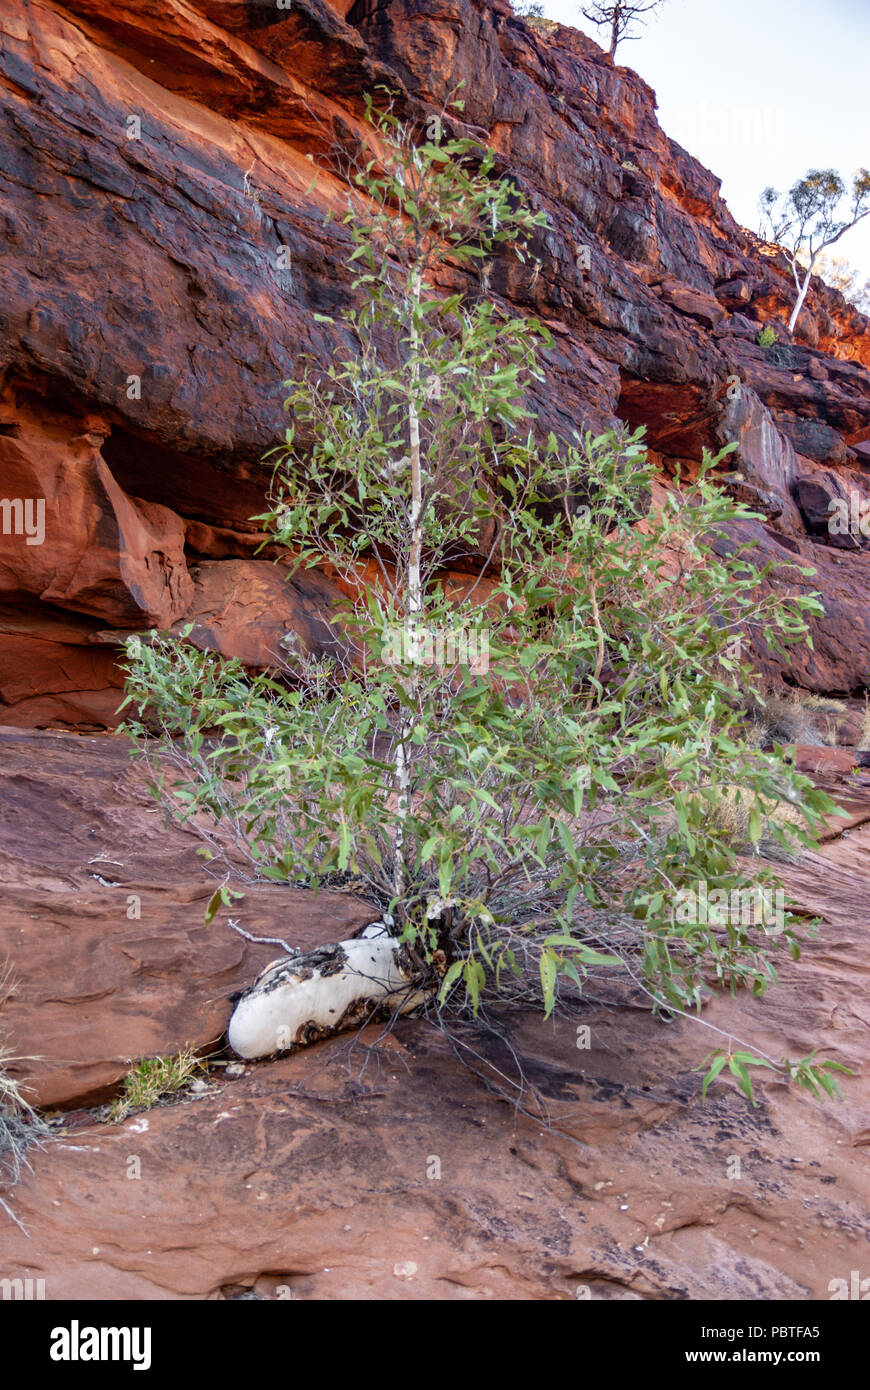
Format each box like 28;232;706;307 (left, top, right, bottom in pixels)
227;923;429;1059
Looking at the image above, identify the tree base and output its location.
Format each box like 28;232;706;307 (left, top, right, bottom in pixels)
227;923;429;1059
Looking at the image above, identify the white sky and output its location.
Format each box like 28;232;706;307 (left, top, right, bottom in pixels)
531;0;870;278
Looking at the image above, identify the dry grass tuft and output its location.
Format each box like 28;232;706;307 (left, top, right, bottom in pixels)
744;685;828;748
709;784;809;863
0;962;50;1230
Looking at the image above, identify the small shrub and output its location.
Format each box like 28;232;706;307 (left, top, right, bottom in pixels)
108;1048;203;1123
757;325;778;349
767;341;801;370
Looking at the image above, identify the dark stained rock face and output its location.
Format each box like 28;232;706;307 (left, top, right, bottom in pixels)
711;517;870;694
1;0;870;717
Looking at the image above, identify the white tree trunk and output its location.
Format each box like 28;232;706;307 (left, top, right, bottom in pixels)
393;267;425;902
788;264;814;335
230;270;439;1062
228;924;428;1059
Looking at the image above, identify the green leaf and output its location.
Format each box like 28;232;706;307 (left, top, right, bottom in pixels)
728;1055;757;1105
700;1053;728;1102
204;889;223;927
540;949;558;1019
572;944;621;967
438;959;465;1004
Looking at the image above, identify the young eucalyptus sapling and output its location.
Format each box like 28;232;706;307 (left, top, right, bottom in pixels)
122;102;846;1104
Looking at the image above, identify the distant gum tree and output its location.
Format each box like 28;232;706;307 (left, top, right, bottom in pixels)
579;1;667;58
759;168;870;334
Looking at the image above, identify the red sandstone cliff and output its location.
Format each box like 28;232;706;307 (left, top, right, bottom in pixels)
3;4;870;1303
2;0;870;723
